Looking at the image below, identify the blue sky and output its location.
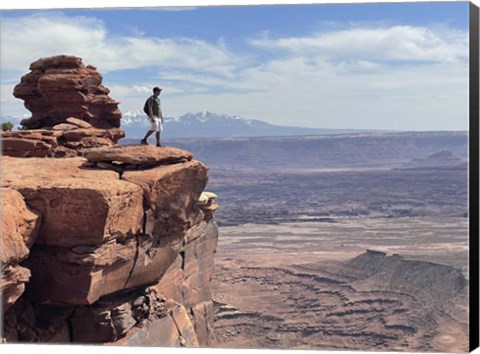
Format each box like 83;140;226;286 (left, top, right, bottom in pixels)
0;1;470;130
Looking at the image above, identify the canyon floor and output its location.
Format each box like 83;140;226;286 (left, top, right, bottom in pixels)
208;166;469;352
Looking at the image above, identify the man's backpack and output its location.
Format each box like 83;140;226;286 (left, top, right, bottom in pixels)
143;97;150;114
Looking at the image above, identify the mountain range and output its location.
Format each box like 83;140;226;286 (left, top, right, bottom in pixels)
120;110;385;139
1;110;386;138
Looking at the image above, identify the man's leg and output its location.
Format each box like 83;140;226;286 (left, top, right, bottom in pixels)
155;131;161;146
141;130;154;144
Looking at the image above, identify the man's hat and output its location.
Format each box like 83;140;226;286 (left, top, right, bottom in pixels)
153;86;162;92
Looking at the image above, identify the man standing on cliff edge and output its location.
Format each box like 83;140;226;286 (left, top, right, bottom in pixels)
141;87;163;147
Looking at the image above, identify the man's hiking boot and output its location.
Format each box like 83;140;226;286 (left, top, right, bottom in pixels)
140;139;148;145
156;143;162;147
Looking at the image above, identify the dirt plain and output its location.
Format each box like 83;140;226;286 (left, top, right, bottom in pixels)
208;165;469;352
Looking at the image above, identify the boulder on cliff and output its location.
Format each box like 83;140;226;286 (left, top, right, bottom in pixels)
13;55;121;129
2;55;126;158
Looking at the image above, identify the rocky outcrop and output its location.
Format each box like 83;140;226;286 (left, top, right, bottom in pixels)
346;250;466;305
406;150;466;169
1;145;219;346
13;55;121;129
1;126;124;158
83;145;194;172
2;55;126;158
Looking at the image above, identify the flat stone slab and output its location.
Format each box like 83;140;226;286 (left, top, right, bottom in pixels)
66;117;92;129
53;123;78;131
84;145;193;166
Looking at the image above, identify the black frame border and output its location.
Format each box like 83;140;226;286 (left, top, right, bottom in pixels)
470;1;479;352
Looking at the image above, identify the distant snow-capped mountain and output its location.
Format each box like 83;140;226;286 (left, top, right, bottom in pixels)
1;110;380;138
122;110;253;127
120;110;371;139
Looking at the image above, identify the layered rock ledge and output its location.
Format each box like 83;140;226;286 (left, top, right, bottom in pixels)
1;146;219;346
1;125;124;158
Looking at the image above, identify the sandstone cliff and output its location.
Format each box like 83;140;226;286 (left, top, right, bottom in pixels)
1;146;219;346
1;55;220;346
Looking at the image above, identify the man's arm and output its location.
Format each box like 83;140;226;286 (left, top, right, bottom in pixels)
158;98;164;122
148;106;154;121
147;98;154;121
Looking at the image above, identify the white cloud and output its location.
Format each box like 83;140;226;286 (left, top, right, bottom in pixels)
1;13;106;72
0;12;469;131
0;12;241;118
0;13;239;74
160;62;467;131
108;83;189;112
158;71;239;89
249;25;468;63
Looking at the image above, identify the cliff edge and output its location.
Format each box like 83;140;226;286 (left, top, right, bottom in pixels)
1;55;219;346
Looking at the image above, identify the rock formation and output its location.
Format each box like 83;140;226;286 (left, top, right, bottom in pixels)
13;55;121;129
2;55;125;158
1;56;220;346
2;55;125;157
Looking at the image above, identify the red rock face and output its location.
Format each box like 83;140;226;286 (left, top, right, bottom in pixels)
154;218;219;346
13;55;121;129
1;145;219;347
1;188;41;312
109;298;200;347
1;155;206;305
